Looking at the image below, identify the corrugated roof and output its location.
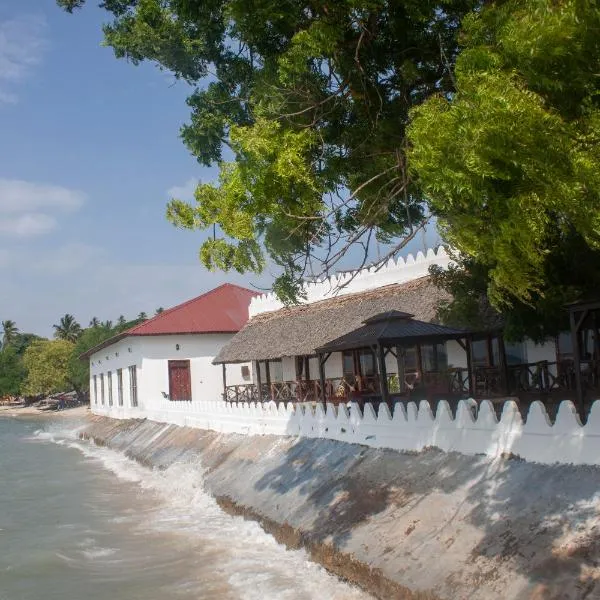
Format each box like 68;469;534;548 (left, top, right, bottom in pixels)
214;276;452;363
127;283;257;336
81;283;257;359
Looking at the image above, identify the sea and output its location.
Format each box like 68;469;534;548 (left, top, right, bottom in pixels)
0;417;371;600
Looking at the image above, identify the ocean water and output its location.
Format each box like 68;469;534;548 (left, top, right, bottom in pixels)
0;417;371;600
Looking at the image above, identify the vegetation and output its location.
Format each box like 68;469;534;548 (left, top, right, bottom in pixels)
408;0;600;338
56;1;600;338
0;310;151;399
56;0;478;301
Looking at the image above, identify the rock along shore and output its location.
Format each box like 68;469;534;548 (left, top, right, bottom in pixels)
81;415;600;600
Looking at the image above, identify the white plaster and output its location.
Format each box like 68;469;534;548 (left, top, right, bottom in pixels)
89;333;252;415
249;246;453;317
92;396;600;467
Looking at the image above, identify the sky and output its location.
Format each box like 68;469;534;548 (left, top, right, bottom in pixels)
0;1;439;338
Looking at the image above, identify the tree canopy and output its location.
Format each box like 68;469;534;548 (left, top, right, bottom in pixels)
408;0;600;323
22;340;75;397
57;0;478;300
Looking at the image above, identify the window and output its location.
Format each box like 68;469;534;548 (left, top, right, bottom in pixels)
168;360;191;401
505;342;526;365
403;347;419;372
421;343;448;372
93;375;98;405
342;351;355;377
129;365;138;407
117;369;123;406
107;371;113;406
471;339;489;367
268;360;283;382
100;374;105;405
358;349;376;377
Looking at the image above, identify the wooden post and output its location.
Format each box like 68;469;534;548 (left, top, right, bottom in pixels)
255;360;263;403
377;343;389;405
264;360;274;401
396;346;406;393
497;334;510;395
571;310;585;418
318;353;327;403
222;363;227;402
466;338;474;398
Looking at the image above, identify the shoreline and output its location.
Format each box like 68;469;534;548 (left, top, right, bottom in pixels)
0;404;90;419
80;415;600;600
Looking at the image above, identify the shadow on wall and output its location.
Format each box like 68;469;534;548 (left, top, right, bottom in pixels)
253;434;600;597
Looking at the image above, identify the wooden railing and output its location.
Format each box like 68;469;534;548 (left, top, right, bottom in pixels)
224;360;600;404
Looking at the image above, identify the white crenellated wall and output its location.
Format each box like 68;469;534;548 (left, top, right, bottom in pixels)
249;247;453;317
91;397;600;466
89;334;252;417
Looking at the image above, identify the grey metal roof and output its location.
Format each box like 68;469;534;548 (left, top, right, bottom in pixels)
316;313;468;353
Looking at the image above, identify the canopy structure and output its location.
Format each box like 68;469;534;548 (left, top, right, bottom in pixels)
315;310;477;404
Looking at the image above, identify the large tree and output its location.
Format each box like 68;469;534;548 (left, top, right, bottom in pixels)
57;0;477;300
22;340;74;397
1;320;19;349
409;0;600;323
53;314;82;342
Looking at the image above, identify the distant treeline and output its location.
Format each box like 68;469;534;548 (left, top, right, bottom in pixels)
0;309;164;400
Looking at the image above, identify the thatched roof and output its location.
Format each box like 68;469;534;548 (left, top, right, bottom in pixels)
214;276;450;363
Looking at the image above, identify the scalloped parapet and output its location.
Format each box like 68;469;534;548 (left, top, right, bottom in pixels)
93;396;600;466
249;246;453;317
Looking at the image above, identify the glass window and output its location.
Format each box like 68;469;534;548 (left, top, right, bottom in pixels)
129;365;138;407
358;349;376;377
107;371;113;406
342;351;355;376
471;339;489;367
117;369;123;406
421;343;448;372
505;342;526;365
269;360;283;382
100;374;105;405
93;375;97;405
404;346;418;372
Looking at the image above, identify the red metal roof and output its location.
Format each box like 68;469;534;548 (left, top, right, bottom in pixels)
127;283;258;336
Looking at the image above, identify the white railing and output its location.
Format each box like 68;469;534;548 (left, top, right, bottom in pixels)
92;397;600;466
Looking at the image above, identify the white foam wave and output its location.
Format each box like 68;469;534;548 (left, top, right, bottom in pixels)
34;426;372;600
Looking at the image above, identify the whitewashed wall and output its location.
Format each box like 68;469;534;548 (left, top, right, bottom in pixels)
249;247;453;317
92;397;600;466
89;334;251;418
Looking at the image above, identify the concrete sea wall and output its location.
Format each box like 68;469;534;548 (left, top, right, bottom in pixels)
83;415;600;600
93;397;600;466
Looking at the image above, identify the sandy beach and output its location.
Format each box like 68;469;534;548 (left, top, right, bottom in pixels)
0;404;90;419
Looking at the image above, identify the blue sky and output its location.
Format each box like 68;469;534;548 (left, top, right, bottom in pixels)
0;2;439;337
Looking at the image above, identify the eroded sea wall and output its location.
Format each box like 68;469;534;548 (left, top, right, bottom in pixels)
82;415;600;600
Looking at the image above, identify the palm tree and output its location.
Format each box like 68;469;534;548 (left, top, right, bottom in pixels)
101;320;113;330
117;315;127;327
155;307;164;315
138;312;148;321
89;317;100;328
1;320;19;349
53;314;82;342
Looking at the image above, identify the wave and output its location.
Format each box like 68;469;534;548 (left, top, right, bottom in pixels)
31;425;372;600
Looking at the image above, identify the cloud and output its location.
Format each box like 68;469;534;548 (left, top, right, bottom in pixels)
0;213;56;237
0;178;85;213
167;177;199;202
0;178;85;237
0;14;46;104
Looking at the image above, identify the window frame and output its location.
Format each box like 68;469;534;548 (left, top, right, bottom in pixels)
117;368;123;406
129;365;138;407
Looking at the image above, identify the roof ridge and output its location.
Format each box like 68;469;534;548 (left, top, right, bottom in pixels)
126;282;257;335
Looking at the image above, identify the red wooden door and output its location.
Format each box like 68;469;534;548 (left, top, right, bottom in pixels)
168;360;192;401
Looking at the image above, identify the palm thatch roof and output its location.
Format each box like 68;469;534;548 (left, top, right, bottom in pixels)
214;276;451;363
